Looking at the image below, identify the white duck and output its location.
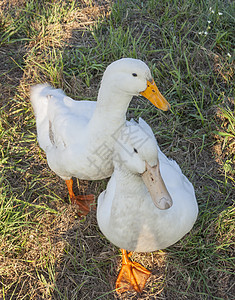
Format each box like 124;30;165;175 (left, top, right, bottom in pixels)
97;118;198;293
30;58;170;215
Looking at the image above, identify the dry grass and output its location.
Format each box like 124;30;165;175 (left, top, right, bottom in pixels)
0;0;234;299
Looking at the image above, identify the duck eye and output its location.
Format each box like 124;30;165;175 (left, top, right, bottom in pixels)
132;73;137;77
134;148;138;153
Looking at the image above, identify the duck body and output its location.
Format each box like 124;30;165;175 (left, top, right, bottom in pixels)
30;83;127;181
97;118;198;252
30;58;170;183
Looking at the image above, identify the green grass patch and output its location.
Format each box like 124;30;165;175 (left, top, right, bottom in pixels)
0;0;234;298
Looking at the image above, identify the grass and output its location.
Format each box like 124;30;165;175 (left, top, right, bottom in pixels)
0;0;234;299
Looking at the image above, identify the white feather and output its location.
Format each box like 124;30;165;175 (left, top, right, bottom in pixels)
97;119;198;252
30;58;154;180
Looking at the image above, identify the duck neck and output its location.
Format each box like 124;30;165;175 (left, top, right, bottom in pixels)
91;85;133;127
113;166;142;192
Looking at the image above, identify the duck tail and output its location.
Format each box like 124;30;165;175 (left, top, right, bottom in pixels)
30;84;53;120
30;84;58;151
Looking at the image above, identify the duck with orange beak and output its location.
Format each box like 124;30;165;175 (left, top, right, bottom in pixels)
30;58;170;216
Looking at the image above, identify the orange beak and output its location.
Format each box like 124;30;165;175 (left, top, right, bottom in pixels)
140;79;170;111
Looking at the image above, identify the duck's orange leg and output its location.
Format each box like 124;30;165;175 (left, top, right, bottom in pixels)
65;179;95;216
116;249;151;294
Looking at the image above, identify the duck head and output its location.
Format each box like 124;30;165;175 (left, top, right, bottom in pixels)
101;58;170;111
114;118;173;210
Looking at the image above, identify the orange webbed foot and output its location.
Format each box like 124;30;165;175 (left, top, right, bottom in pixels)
65;179;96;216
70;194;96;216
116;249;151;294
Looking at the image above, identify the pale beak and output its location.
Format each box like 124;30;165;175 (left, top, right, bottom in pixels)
141;161;173;210
140;79;170;111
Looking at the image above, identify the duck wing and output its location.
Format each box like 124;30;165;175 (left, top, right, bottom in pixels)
30;84;96;152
